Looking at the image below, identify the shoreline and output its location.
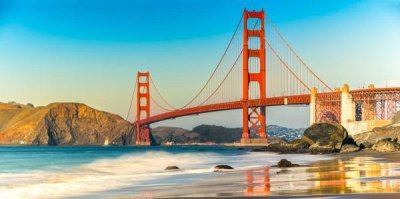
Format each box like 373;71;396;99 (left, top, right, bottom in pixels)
130;151;400;198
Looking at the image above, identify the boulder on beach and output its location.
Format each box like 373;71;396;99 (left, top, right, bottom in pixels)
214;165;234;171
304;123;348;151
372;139;400;152
165;166;180;170
276;159;299;167
304;123;361;154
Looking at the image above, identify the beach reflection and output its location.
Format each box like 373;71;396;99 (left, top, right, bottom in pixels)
244;157;400;196
244;168;271;196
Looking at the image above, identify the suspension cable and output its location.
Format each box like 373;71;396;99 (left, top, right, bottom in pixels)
180;15;244;109
149;75;177;110
150;95;176;112
266;41;310;91
198;51;243;106
125;78;137;121
265;14;333;91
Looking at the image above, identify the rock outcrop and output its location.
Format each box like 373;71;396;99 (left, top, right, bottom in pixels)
258;138;310;153
0;103;135;145
257;123;359;154
340;144;360;153
353;112;400;147
371;139;400;152
304;123;359;154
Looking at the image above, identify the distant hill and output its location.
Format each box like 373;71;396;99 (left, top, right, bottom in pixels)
151;124;305;145
0;103;135;145
152;126;200;144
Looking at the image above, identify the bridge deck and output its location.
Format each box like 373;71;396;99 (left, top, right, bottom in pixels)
137;94;311;125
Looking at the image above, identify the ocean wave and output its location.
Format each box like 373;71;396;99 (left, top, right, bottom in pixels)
0;150;331;198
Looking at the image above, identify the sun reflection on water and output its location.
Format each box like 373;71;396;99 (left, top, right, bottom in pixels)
244;157;400;196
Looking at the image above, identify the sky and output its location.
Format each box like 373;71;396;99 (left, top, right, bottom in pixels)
0;0;399;129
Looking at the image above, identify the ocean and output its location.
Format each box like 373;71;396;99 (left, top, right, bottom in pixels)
0;146;332;198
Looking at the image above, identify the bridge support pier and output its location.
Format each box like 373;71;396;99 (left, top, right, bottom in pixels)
135;72;151;146
309;87;317;125
136;124;151;145
241;9;267;145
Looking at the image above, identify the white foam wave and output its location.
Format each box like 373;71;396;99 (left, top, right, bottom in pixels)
0;150;332;199
0;151;221;199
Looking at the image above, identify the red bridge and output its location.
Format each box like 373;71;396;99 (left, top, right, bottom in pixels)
127;9;400;145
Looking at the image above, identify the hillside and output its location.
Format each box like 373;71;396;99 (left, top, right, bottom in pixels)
0;103;135;145
151;124;305;145
152;126;200;144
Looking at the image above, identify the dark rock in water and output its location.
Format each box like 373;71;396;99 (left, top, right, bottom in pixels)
214;165;234;171
372;139;400;152
340;144;360;153
237;147;245;150
276;159;300;167
199;148;205;151
165;166;180;170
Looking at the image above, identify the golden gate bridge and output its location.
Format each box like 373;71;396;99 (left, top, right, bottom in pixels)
126;9;400;145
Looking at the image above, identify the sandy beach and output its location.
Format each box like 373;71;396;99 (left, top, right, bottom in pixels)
130;151;400;198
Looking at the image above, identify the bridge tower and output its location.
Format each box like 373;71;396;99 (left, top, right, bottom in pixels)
241;9;267;144
135;71;151;145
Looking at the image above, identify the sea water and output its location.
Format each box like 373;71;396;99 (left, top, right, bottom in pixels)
0;146;331;198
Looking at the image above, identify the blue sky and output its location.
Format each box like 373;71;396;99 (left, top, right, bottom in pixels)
1;0;399;129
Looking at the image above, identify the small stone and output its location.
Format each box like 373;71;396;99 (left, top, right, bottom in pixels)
165;166;179;170
214;165;234;171
277;159;299;167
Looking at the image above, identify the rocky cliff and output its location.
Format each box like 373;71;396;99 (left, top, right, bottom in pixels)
0;103;135;145
353;112;400;145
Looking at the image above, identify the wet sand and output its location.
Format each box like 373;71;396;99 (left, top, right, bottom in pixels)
130;151;400;198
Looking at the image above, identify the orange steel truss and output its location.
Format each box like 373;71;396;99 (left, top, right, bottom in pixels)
135;72;151;145
242;9;267;142
351;88;400;121
316;92;341;123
